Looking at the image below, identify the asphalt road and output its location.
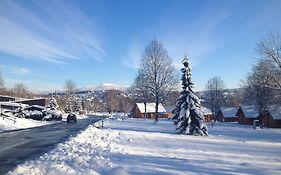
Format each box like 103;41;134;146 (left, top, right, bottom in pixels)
0;116;101;174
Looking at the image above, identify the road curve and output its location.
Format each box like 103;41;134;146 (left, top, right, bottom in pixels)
0;116;101;174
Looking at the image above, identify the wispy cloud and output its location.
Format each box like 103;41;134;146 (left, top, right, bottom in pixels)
122;41;142;69
0;65;30;75
163;8;232;69
0;0;105;63
122;3;232;69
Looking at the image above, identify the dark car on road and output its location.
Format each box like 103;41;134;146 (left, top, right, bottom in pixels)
67;113;77;123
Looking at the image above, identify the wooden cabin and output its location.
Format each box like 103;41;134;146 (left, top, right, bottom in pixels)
261;106;281;128
0;95;46;107
131;103;167;119
216;107;238;122
237;106;259;125
201;107;213;122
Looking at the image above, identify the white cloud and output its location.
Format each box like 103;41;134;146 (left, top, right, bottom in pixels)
0;65;30;75
0;0;105;63
11;67;30;74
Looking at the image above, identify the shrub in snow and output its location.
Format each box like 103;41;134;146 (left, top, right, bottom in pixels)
173;56;208;135
25;110;44;120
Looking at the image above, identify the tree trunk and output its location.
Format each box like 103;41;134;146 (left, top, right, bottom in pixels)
155;100;159;122
144;102;147;118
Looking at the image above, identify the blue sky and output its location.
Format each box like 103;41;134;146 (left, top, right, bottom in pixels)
0;0;281;93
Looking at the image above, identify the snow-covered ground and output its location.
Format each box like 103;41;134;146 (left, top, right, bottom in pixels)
0;114;88;132
9;117;281;175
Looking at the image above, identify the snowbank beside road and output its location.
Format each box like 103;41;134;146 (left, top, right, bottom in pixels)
0;117;58;132
9;120;123;175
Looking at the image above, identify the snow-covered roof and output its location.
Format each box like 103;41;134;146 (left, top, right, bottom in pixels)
136;103;166;113
220;107;238;118
201;107;212;115
24;105;45;111
267;106;281;120
0;102;21;107
240;105;259;118
164;106;174;113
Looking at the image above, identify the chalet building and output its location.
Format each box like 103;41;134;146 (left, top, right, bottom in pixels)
0;95;46;107
216;107;238;122
237;106;259;125
261;106;281;128
131;103;167;119
201;107;213;122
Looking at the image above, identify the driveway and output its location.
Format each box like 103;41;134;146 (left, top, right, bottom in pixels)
0;116;101;174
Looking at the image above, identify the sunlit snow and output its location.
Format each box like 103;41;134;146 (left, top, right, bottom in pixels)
9;116;281;175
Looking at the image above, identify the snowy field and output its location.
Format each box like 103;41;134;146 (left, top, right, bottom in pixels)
8;117;281;175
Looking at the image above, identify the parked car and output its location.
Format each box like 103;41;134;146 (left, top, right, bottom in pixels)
67;113;77;123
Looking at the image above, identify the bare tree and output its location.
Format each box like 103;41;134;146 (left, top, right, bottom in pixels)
105;90;119;113
135;39;178;120
0;71;5;94
13;83;28;98
131;72;153;118
243;60;280;112
118;96;134;113
204;76;225;119
257;32;281;70
92;97;103;112
64;79;77;96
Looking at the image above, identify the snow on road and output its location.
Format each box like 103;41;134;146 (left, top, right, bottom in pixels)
9;117;281;175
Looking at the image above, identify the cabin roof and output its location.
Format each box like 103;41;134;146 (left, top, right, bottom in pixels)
267;106;281;120
220;107;238;118
164;106;174;113
201;107;212;115
240;105;259;118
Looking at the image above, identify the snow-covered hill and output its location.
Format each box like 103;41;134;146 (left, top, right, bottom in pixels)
81;83;129;91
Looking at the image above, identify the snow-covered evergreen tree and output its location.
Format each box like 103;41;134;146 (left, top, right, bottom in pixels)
173;56;208;135
74;98;82;113
64;96;73;113
49;94;59;109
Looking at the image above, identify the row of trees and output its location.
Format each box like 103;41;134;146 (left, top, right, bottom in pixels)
52;79;134;113
0;73;133;114
0;72;33;98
